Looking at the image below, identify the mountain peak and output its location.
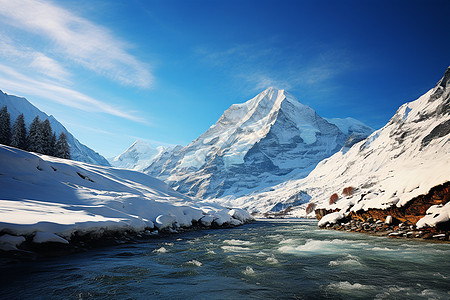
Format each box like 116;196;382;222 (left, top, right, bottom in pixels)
436;66;450;89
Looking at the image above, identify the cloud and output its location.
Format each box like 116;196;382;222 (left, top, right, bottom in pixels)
0;37;70;82
0;64;149;124
197;43;352;93
0;0;152;88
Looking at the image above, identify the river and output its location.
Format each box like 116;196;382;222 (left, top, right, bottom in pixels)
1;219;449;299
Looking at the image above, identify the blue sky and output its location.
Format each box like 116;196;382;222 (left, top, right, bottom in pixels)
0;0;448;158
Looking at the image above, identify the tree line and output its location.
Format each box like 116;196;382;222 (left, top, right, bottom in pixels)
0;105;71;159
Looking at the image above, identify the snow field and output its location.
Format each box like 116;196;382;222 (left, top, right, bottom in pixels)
0;145;253;251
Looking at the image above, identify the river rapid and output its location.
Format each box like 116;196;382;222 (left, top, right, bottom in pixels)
1;219;449;299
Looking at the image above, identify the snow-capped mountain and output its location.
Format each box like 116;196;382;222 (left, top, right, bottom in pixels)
326;117;374;136
109;140;172;172
0;90;109;166
230;67;450;216
145;87;372;200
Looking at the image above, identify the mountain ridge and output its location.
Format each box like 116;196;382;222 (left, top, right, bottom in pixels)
108;140;172;171
0;90;110;166
227;67;450;217
144;87;372;200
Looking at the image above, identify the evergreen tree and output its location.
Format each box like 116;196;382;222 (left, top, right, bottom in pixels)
50;132;57;156
27;116;44;153
11;113;27;150
55;132;70;159
0;105;11;145
41;119;53;155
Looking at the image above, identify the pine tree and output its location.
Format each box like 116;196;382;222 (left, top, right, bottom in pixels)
50;132;56;156
27;116;44;153
55;132;70;159
11;113;27;150
0;105;11;145
41;119;53;155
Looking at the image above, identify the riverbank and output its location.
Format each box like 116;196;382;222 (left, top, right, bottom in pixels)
0;145;254;261
0;220;254;262
315;181;450;242
319;217;449;243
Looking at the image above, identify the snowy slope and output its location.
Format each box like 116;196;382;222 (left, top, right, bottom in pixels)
109;140;172;172
145;88;371;200
230;67;450;217
0;145;252;250
326;117;374;136
0;90;109;166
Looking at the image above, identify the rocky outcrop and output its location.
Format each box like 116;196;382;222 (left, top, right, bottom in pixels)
348;181;450;225
315;208;339;220
315;182;450;241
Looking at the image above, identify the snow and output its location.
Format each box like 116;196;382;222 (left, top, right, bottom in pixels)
222;68;449;220
416;202;450;228
326;117;374;136
0;90;110;166
317;212;345;227
33;232;69;244
109;140;171;172
228;208;252;222
146;87;369;202
0;234;26;251
155;214;177;230
0;144;253;250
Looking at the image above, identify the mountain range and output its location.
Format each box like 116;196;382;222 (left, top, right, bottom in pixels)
108;140;172;172
0;90;109;166
223;67;450;217
143;87;373;200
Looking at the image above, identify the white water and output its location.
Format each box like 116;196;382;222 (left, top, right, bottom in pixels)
1;219;449;299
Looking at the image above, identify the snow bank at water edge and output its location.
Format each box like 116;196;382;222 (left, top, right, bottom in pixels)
0;145;253;253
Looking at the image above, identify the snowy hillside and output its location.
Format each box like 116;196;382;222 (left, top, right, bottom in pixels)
145;87;372;200
109;140;172;172
229;67;450;218
326;117;374;136
0;90;109;166
0;145;252;251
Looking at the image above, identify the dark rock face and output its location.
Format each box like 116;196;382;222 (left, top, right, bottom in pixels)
421;119;450;147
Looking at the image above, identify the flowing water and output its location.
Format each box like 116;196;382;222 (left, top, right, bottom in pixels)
1;219;449;299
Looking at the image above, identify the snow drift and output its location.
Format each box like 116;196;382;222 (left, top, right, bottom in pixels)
0;145;253;251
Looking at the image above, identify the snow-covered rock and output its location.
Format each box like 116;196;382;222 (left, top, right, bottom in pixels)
0;90;109;166
33;232;69;244
145;88;372;205
0;234;26;251
416;202;450;228
109;140;172;172
317;211;345;227
242;67;450;220
0;145;254;250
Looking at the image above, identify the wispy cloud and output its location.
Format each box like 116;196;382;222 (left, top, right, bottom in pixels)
0;0;152;88
0;37;70;82
0;64;149;124
196;43;352;94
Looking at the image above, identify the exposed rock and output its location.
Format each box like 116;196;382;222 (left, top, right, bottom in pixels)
315;182;450;242
347;181;450;224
